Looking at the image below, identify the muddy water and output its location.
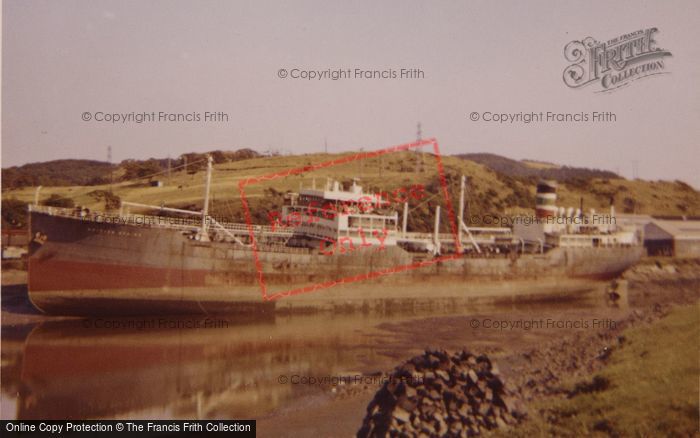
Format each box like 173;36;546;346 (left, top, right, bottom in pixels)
0;283;628;426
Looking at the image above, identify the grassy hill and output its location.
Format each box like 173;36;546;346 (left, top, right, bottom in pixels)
456;153;620;180
1;149;261;190
3;151;699;231
2;159;115;188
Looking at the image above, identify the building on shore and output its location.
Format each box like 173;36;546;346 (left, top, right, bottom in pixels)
616;215;700;258
644;219;700;258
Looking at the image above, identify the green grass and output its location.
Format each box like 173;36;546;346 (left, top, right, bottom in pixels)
4;151;514;211
502;303;700;437
4;152;700;221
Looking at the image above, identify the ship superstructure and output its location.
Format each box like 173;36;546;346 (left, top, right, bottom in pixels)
279;179;399;250
513;180;639;251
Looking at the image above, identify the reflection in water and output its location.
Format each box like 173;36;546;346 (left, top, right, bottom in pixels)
1;286;620;420
4;311;423;420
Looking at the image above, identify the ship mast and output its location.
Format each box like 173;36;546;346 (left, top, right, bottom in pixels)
458;175;464;250
199;155;213;241
458;175;481;254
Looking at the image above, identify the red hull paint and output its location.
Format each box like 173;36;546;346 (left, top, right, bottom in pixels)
28;258;209;292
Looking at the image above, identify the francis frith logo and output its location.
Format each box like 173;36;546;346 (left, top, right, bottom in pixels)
563;28;672;92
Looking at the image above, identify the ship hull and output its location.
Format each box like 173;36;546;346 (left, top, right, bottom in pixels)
28;211;643;315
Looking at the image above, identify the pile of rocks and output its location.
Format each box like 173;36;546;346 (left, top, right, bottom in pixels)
624;258;700;282
357;350;524;437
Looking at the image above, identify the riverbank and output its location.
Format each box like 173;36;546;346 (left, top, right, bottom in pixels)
498;301;699;436
257;258;699;436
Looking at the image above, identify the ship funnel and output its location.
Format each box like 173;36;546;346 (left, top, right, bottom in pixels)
535;180;558;218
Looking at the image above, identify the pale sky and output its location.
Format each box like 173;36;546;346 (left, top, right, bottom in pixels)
2;0;699;187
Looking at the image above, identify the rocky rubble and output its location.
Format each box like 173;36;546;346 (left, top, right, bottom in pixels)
623;258;700;282
357;350;525;437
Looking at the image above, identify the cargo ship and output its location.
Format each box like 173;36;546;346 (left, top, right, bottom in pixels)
27;157;643;315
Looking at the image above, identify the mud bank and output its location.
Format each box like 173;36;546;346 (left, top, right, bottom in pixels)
257;259;699;437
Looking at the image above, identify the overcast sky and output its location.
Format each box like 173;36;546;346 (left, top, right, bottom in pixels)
2;0;699;187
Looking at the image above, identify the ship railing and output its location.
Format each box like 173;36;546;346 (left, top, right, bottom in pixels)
399;232;498;242
254;243;311;254
31;205;204;231
29;204;295;236
215;221;293;236
401;232;456;241
30;205;201;231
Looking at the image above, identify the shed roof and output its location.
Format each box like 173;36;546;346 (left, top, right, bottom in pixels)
649;219;700;241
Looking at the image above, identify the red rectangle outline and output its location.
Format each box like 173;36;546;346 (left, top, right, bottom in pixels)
238;139;461;301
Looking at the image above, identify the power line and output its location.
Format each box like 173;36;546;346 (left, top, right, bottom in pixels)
415;122;425;173
111;157;209;187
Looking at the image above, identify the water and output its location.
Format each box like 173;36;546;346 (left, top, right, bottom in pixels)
1;287;626;422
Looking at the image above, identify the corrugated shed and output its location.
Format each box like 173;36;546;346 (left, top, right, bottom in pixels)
650;219;700;241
